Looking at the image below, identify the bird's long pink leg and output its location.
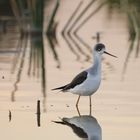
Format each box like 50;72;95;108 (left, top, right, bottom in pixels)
76;95;81;116
89;96;92;115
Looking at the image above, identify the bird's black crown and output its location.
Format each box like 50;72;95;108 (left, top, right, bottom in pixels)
95;43;105;52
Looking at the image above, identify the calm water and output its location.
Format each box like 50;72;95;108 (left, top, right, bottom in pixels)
0;0;140;140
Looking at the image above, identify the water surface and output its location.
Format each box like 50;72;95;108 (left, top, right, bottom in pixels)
0;0;140;140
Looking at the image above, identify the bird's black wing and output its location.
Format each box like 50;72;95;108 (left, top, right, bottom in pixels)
52;85;68;90
52;71;87;91
53;119;88;138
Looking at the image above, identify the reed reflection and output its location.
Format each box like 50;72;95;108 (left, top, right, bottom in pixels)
11;31;29;102
30;34;47;112
53;114;102;140
46;0;60;68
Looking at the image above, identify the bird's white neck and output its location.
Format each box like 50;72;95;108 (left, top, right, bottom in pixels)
89;53;102;75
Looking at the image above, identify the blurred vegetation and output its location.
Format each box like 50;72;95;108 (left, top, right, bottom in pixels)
10;0;44;32
100;0;140;72
0;0;46;104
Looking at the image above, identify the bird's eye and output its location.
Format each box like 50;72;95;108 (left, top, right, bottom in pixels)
97;48;101;51
96;47;102;51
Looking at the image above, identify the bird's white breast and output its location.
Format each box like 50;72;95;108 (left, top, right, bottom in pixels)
69;73;101;96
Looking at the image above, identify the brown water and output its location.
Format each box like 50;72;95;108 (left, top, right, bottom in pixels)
0;0;140;140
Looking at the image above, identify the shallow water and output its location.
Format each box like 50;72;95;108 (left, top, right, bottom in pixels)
0;0;140;140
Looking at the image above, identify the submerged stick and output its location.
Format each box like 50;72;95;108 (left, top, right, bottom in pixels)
92;32;102;43
36;100;41;127
9;110;12;122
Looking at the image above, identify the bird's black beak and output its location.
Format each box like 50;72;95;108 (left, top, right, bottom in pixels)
104;51;117;58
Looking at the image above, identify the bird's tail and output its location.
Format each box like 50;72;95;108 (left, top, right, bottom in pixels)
51;85;67;91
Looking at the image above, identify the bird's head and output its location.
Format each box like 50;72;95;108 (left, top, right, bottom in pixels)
94;43;117;58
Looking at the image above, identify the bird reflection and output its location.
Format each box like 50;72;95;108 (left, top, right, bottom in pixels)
53;115;102;140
